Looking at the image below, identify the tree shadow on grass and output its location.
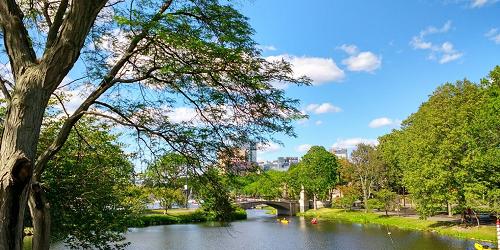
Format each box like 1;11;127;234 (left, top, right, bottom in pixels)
428;220;459;229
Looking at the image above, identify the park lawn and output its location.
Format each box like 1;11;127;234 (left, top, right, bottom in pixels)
300;208;496;242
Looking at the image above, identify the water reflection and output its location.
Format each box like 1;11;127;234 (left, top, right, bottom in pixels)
52;209;477;250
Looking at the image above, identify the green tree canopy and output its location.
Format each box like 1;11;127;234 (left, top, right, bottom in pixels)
296;146;339;208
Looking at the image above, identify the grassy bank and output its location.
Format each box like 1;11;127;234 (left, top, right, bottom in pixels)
300;208;496;242
131;208;247;227
259;205;277;215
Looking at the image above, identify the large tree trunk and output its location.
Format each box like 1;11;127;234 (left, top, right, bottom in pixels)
0;74;49;250
28;183;51;250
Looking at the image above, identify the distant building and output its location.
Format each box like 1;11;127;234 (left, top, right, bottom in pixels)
258;156;299;172
330;148;348;159
218;142;258;174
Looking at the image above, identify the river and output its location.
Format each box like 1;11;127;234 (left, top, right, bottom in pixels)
110;209;476;250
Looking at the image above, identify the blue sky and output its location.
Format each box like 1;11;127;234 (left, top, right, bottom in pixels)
238;0;500;161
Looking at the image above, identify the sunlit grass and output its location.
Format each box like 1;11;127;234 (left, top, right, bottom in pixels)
300;208;496;242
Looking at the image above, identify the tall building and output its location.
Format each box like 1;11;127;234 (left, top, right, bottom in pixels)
330;148;348;159
218;142;258;174
245;142;257;164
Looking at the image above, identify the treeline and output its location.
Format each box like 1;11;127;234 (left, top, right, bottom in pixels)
234;66;500;220
377;66;500;219
231;146;339;209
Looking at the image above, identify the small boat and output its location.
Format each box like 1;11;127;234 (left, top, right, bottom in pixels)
474;242;491;250
311;218;318;224
280;219;289;224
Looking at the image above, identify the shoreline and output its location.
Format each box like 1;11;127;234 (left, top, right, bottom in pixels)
299;208;496;243
131;208;247;227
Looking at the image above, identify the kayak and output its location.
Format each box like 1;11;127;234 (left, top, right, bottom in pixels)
280;219;289;224
311;218;318;224
474;242;491;250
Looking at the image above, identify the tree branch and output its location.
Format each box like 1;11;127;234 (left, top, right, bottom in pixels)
34;0;174;177
0;0;37;78
0;75;12;100
45;0;68;48
41;0;107;91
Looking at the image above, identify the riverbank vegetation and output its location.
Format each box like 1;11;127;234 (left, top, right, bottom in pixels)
231;67;500;227
301;208;496;242
133;208;247;227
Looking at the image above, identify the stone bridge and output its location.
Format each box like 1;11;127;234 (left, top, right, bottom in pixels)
236;200;300;216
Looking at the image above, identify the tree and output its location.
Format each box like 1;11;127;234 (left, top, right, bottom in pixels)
350;143;384;212
40;118;136;249
372;188;397;216
151;187;184;214
144;153;188;189
144;153;189;213
296;146;338;209
378;67;500;219
0;1;306;248
334;185;359;211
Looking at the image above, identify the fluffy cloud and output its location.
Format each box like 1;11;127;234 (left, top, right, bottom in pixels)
338;44;381;73
315;120;323;126
332;138;378;149
296;144;312;153
470;0;498;7
342;51;382;72
410;21;463;64
368;117;401;128
305;103;342;114
258;142;282;154
485;28;500;44
266;54;345;85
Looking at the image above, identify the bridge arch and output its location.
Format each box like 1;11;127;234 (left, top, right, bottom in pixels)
237;200;299;216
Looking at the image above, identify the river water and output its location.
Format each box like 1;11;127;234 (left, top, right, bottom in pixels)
118;209;477;250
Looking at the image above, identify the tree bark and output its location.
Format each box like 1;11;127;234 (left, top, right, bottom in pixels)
0;73;50;250
28;183;51;250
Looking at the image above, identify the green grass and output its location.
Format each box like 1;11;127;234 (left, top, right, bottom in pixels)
300;208;496;242
260;206;277;215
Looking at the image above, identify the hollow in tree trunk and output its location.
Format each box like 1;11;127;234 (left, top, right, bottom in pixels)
0;82;49;250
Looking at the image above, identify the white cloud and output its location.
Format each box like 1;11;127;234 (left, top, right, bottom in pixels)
257;45;277;51
305;103;342;114
339;44;382;73
258;142;282;154
332;138;379;149
368;117;401;128
470;0;498;7
439;52;463;64
296;144;312;153
168;107;199;123
342;51;382;72
338;44;358;55
266;54;345;85
315;120;323;125
471;0;488;7
410;21;463;64
485;28;500;44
